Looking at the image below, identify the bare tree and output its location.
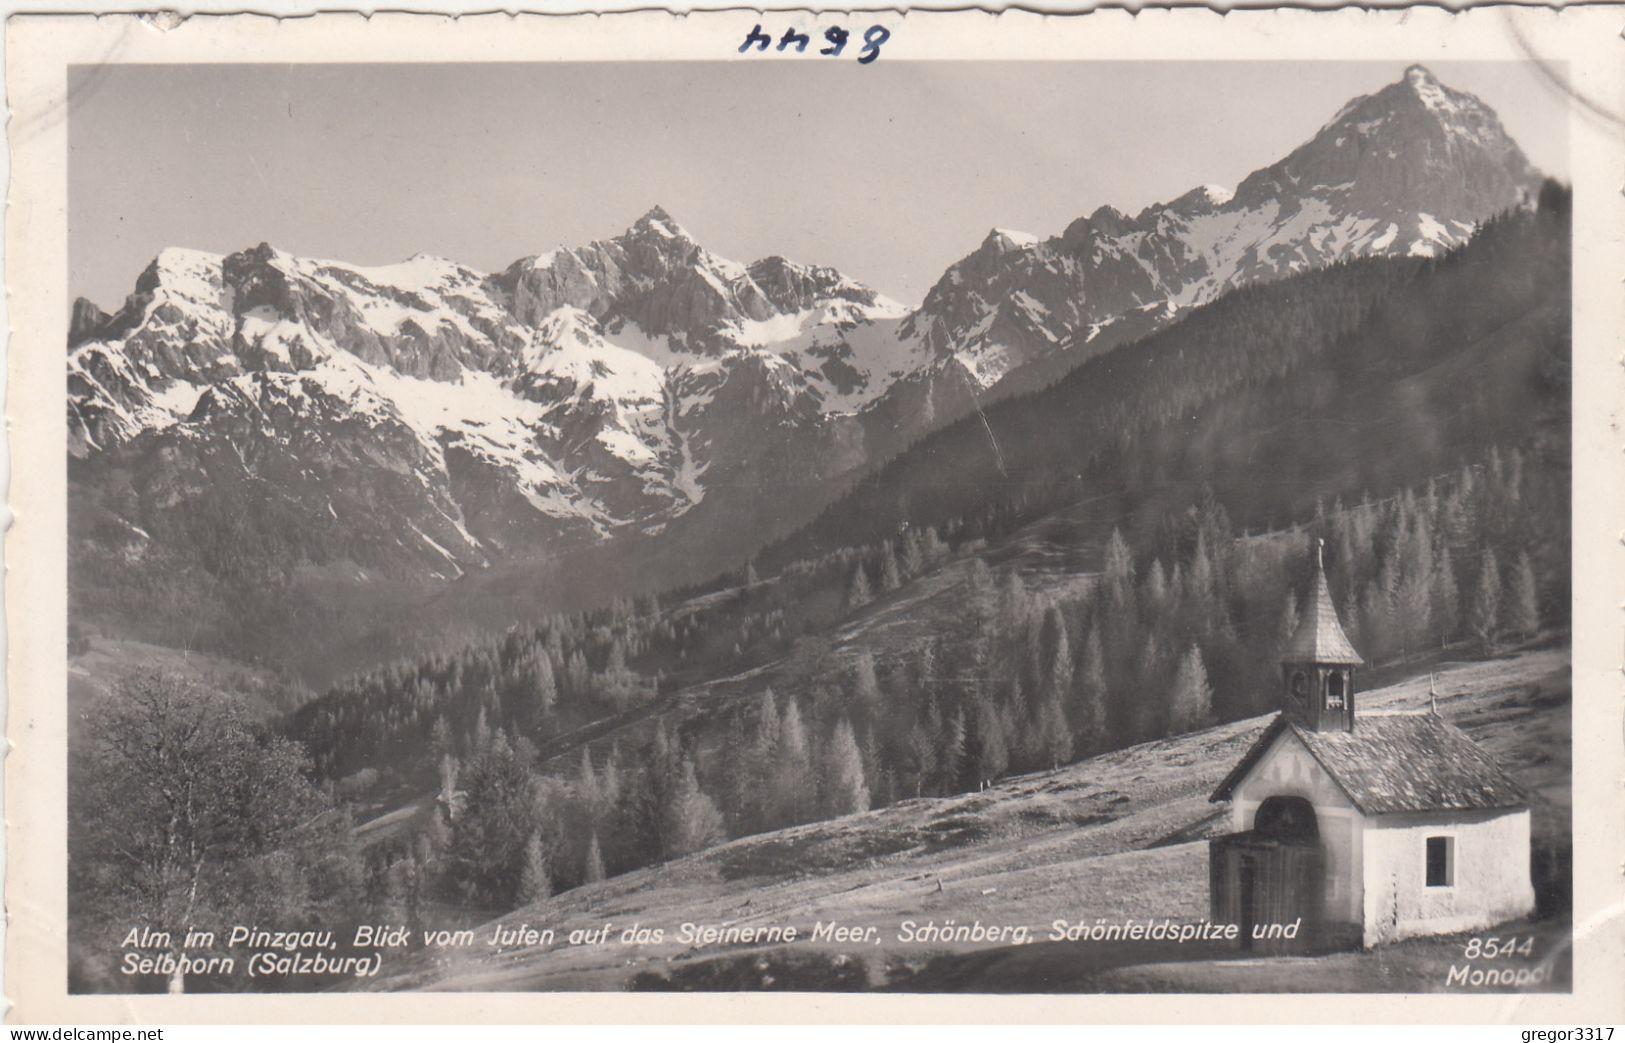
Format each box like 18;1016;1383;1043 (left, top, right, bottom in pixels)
75;670;322;992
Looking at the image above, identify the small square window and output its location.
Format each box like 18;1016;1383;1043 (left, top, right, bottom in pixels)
1425;835;1454;887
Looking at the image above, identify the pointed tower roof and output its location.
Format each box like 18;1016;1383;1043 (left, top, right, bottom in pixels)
1282;538;1363;666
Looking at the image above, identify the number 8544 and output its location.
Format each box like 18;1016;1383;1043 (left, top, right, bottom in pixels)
1463;935;1536;959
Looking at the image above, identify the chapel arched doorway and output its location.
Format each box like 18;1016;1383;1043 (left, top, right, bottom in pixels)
1212;795;1325;952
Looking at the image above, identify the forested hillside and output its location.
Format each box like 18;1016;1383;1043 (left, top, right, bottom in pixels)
764;183;1570;568
273;447;1561;911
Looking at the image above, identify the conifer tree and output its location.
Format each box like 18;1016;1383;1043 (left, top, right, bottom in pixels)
1431;545;1461;647
1071;624;1107;753
822;718;870;816
879;542;903;593
1039;605;1073;707
1340;586;1363;651
565;649;590;695
666;753;731;851
717;712;750;832
1144;558;1169;611
517;831;552;905
939;709;967;793
901;715;934;799
962;696;1008;790
742;688;781;832
1395;571;1433;657
429;715;453;758
1186;532;1217;617
598;749;623;816
605;636;629;676
447;733;537;906
851;653;882;714
902;530;925;577
1127;631;1164;739
1469;548;1503;655
1505;550;1540;639
1277;591;1300;652
1034;690;1073;770
1168;644;1214;734
858;727;886;809
774;698;813;825
583;831;606;884
1359;580;1393;663
422;805;452;865
437;753;461;821
532;654;557;723
846;561;872;610
1104;528;1135;600
1333;524;1358;598
618;724;677;863
665;757;725;857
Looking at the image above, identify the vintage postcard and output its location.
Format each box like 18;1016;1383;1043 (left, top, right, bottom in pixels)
6;7;1623;1024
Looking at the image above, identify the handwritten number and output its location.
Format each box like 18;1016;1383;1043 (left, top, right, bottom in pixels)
820;26;849;57
743;23;887;61
857;25;890;64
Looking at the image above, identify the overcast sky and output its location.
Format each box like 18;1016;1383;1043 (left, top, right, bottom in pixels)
69;61;1568;308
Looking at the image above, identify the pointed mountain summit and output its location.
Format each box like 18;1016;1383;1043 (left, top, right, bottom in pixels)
628;204;692;241
493;205;898;348
905;65;1546;395
1234;63;1541;219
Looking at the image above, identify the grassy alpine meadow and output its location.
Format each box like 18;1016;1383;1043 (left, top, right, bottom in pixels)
344;644;1569;993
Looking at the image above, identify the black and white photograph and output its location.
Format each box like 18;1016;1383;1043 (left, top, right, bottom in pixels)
7;8;1622;1020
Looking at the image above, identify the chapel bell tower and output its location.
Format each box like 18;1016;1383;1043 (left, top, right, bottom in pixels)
1280;537;1363;732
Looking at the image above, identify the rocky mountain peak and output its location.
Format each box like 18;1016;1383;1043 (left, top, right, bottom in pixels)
746;254;881;312
68;297;112;348
628;205;693;243
981;228;1041;254
1165;184;1234;218
917;67;1545;394
1404;63;1440;88
1231;65;1541;215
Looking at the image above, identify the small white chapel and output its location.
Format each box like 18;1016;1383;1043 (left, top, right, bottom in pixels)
1208;538;1536;949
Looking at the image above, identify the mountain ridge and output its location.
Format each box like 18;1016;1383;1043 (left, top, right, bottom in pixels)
67;65;1548;666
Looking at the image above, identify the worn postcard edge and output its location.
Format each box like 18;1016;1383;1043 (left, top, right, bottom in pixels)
5;7;1623;1024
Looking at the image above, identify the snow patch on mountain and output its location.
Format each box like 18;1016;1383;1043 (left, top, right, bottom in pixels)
68;66;1548;583
989;228;1040;250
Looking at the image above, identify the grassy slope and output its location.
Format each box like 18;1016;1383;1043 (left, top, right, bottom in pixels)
357;644;1570;993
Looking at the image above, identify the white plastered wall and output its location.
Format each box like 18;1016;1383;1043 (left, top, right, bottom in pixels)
1359;807;1535;947
1229;730;1366;927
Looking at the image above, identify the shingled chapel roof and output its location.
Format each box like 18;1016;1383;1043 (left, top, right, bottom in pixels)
1281;541;1363;666
1209;712;1531;814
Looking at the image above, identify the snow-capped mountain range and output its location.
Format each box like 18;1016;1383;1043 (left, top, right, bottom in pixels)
901;65;1542;394
69;65;1544;593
